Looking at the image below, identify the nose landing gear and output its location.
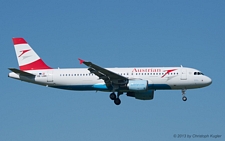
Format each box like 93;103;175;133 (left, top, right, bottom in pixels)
182;89;187;101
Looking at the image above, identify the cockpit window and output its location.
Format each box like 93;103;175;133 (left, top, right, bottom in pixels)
194;72;204;75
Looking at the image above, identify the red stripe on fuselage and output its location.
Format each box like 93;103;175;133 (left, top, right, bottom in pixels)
12;38;27;45
20;59;52;70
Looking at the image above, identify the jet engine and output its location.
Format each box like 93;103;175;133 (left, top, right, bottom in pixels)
127;90;154;100
127;80;148;91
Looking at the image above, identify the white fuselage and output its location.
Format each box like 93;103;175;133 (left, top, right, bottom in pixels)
8;67;212;92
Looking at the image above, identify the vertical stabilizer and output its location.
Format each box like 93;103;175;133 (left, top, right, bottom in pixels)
12;38;52;70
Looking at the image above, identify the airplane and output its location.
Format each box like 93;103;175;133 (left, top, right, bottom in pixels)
8;38;212;105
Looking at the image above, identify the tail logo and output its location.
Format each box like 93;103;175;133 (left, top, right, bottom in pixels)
19;49;31;57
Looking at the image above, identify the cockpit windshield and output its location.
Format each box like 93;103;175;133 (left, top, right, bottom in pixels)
194;72;204;75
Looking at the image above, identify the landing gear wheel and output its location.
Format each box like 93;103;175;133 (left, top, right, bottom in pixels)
109;93;116;100
182;96;187;101
114;98;121;105
181;89;187;101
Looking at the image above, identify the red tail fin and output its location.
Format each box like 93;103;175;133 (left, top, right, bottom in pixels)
13;38;52;70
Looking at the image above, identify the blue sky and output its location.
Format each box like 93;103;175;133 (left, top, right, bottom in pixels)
1;0;224;140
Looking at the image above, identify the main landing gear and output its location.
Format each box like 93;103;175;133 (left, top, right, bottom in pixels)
182;89;187;101
109;92;122;105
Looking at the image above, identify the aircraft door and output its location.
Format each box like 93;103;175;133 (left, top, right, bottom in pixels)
47;71;53;82
181;68;187;80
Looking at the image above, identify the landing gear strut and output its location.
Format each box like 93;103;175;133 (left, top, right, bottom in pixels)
182;89;187;101
109;92;122;105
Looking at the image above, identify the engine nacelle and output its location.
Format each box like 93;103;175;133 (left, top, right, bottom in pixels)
127;90;154;100
127;80;148;91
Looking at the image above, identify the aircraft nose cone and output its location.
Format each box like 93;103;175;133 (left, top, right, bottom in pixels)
205;77;212;86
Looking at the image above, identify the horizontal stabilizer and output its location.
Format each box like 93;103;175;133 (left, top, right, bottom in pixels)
8;68;35;76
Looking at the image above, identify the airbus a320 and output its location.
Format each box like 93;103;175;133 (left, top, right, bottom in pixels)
8;38;212;105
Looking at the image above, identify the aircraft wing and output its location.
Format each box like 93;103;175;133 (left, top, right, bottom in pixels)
79;59;128;84
8;68;35;76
